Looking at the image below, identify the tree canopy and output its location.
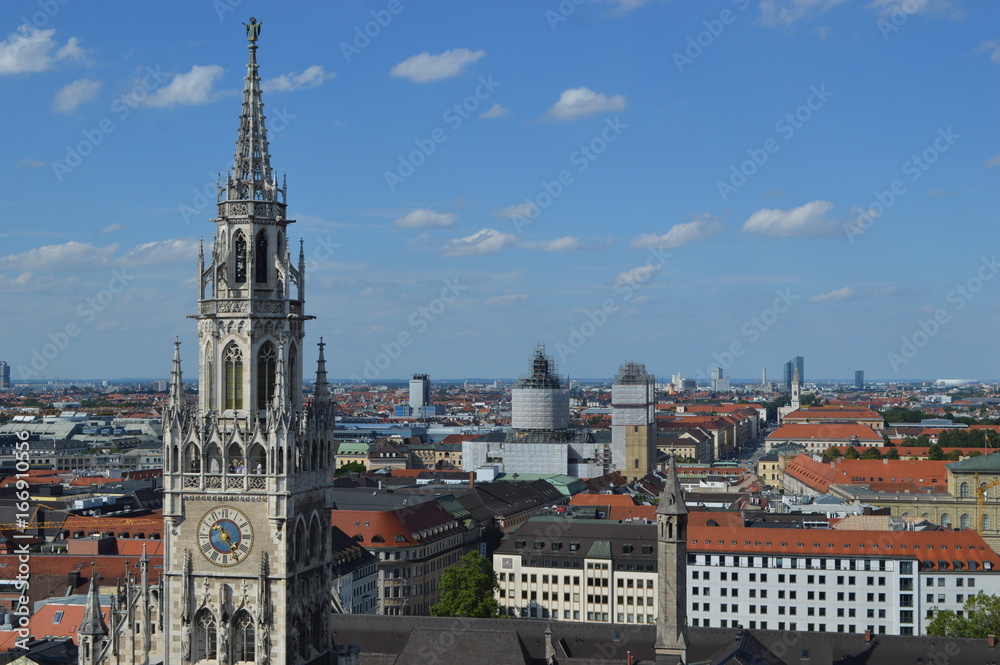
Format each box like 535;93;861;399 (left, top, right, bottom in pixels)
843;446;861;459
430;551;500;618
927;593;1000;638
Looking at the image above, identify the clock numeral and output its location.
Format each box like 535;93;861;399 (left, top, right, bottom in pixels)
238;543;250;554
201;542;213;553
210;551;219;561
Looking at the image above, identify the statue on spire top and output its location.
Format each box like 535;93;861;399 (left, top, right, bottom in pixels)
244;17;262;43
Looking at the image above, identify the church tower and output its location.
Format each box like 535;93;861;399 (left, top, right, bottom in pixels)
162;18;337;665
654;459;688;665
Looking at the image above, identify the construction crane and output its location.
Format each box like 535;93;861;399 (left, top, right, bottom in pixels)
975;472;1000;533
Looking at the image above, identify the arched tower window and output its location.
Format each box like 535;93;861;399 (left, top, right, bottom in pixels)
194;609;217;661
234;611;255;663
960;482;970;499
288;343;298;407
255;231;268;283
234;231;247;284
960;513;971;529
224;343;244;411
984;513;991;531
257;342;277;411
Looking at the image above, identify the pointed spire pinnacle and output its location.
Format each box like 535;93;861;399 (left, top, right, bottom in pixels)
79;563;108;637
228;23;277;204
139;543;149;565
271;335;288;409
315;337;329;404
657;457;687;516
169;338;185;409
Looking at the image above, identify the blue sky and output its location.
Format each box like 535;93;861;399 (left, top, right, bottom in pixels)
1;0;998;383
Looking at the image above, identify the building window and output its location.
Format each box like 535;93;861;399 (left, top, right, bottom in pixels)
234;231;247;284
255;230;268;283
194;609;218;661
256;342;277;410
960;514;971;529
234;611;255;663
960;482;970;498
224;343;244;411
941;513;951;528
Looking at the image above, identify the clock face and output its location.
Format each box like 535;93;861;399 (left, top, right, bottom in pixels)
198;506;254;567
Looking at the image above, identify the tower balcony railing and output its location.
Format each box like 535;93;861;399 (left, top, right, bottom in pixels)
177;472;285;493
198;299;303;317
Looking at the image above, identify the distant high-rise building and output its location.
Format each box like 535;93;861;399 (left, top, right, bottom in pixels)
611;362;656;482
783;356;804;390
511;345;569;431
0;361;9;389
710;367;728;392
855;370;864;390
710;366;723;381
409;373;430;410
791;365;802;410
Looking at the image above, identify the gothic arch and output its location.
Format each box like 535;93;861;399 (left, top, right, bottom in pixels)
256;341;277;411
223;342;244;411
184;442;201;473
205;442;223;474
233;230;247;284
232;609;255;664
309;513;322;559
293;517;307;565
255;230;268;283
247;442;266;475
226;442;244;472
288;342;298;407
193;608;218;662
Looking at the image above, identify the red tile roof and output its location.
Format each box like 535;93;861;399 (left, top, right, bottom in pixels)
785;454;949;493
769;423;883;443
688;525;1000;571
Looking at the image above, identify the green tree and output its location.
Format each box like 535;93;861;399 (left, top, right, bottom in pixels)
945;449;963;461
430;551;500;618
334;461;366;476
861;447;883;460
928;593;1000;637
843;446;861;459
824;445;842;460
927;443;945;460
885;448;900;460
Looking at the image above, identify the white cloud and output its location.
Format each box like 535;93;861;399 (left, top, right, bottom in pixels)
542;237;583;252
479;103;510;119
485;293;529;307
142;65;225;108
870;0;964;19
15;158;46;168
630;218;724;249
810;286;855;302
98;224;125;235
983;154;1000;168
615;265;658;287
0;241;117;272
122;239;199;265
52;78;103;113
491;203;538;220
442;228;518;257
979;40;1000;65
758;0;850;27
390;49;485;83
393;209;458;229
0;27;86;75
546;87;626;120
262;65;333;92
742;200;839;237
871;285;898;298
360;286;388;298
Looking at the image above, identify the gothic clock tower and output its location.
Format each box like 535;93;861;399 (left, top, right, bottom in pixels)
162;18;336;665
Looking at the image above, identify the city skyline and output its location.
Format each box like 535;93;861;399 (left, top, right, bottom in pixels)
2;1;999;383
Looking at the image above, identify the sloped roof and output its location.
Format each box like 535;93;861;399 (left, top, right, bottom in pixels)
947;452;1000;473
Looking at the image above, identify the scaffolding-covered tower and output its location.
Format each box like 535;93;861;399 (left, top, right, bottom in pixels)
611;361;656;482
511;345;570;432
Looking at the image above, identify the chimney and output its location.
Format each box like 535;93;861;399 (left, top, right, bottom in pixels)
469;472;475;489
989;635;997;647
863;630;873;643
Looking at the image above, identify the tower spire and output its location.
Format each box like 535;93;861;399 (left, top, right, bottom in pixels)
271;335;288;410
169;338;184;409
228;19;280;205
315;337;329;405
655;458;688;665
